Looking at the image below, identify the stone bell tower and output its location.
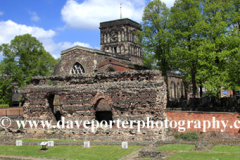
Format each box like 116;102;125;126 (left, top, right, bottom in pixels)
99;18;143;65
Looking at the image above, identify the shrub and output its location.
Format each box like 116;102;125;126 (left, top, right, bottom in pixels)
20;124;23;131
172;131;199;141
47;80;57;86
0;104;9;108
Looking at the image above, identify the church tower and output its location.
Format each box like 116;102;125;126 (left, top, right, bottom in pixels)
99;18;143;65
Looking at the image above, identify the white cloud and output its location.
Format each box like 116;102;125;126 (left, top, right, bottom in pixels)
29;11;40;22
0;20;55;43
42;39;91;59
161;0;175;8
61;0;146;29
0;11;3;16
0;20;91;59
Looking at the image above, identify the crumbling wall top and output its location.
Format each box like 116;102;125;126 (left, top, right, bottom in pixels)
26;70;162;88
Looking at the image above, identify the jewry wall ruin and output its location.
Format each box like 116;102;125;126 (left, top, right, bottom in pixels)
21;70;168;141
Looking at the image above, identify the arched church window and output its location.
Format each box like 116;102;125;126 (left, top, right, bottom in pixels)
106;67;115;72
170;81;175;100
181;81;185;98
117;46;120;53
104;34;106;43
122;31;124;41
174;82;177;100
177;82;180;99
121;45;124;54
118;31;121;42
70;62;85;74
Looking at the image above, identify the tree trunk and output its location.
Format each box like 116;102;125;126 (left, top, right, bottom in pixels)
162;70;169;108
191;68;197;109
200;79;203;98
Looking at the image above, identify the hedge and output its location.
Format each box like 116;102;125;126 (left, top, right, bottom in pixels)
0;104;9;108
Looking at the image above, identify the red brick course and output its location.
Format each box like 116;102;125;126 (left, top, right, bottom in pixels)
0;107;23;116
166;111;240;136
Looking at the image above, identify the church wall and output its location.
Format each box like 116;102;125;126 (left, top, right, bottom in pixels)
53;46;131;75
97;63;131;72
100;19;144;66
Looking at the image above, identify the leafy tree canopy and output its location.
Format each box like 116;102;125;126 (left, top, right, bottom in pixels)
0;34;58;105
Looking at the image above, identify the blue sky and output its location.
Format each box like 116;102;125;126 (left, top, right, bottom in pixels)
0;0;174;61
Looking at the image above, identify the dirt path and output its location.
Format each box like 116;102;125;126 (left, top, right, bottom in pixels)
119;146;156;160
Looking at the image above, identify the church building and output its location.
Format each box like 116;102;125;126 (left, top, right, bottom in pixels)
53;18;147;76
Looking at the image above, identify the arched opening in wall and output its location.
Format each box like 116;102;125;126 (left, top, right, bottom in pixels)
114;47;117;53
70;62;85;75
47;94;62;123
95;98;113;124
117;46;120;53
104;34;106;43
121;45;124;54
55;111;62;123
177;82;180;99
170;81;175;101
107;33;110;43
118;31;121;42
106;67;115;72
48;94;54;113
181;81;185;98
174;83;177;101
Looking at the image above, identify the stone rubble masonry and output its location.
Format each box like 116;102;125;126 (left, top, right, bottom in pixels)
138;150;163;158
20;70;168;140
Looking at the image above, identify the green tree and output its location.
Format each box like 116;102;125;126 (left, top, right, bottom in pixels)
138;0;174;102
1;34;57;86
0;44;22;105
0;77;14;105
142;52;157;69
170;0;203;100
224;0;240;95
0;34;58;105
199;0;233;98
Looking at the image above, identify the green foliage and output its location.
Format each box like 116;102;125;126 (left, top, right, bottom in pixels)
170;0;203;98
47;80;57;86
0;145;141;160
156;144;195;151
142;52;157;69
140;0;240;98
20;124;23;131
0;34;59;105
138;0;175;101
1;34;58;86
172;131;199;141
0;76;15;106
197;0;234;98
0;104;9;108
210;145;240;153
168;152;240;160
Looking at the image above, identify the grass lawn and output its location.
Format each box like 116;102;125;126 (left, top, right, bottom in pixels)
167;152;240;160
167;145;240;160
18;138;83;143
155;144;195;151
210;145;240;153
0;145;141;160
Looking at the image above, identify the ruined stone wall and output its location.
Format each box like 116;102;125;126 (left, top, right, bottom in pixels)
21;70;167;140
